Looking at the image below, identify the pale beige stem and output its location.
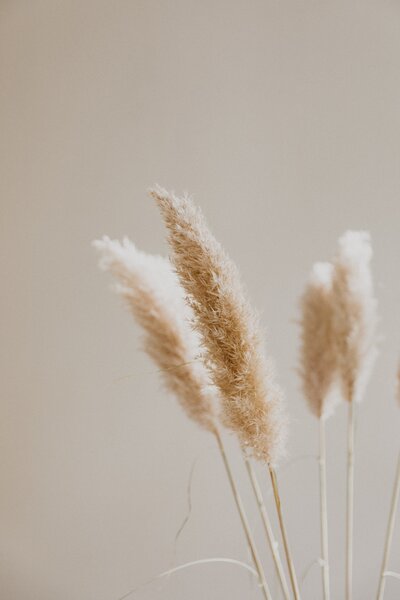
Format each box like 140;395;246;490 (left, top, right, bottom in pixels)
243;453;291;600
346;401;355;600
376;451;400;600
214;430;273;600
269;465;302;600
319;418;330;600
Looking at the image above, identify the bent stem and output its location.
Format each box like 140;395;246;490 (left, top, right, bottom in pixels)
243;453;291;600
376;451;400;600
214;429;273;600
319;418;330;600
269;465;301;600
346;401;355;600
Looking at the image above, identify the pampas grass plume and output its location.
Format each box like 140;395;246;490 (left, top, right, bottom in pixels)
93;236;215;433
331;231;378;403
151;186;287;466
300;261;339;420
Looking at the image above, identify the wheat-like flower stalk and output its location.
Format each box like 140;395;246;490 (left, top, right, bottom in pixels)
331;230;378;600
299;261;339;600
151;186;300;599
300;262;339;421
151;186;287;465
331;231;378;405
93;236;216;432
93;236;273;600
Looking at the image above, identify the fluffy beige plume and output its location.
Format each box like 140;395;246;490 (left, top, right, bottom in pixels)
331;231;378;403
151;186;287;465
300;262;339;420
93;236;215;432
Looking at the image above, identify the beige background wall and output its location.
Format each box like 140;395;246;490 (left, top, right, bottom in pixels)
1;2;400;599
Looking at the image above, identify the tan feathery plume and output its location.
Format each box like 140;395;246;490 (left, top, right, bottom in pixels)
299;261;339;600
151;186;300;600
300;261;339;420
151;186;287;466
93;235;273;600
93;236;215;432
331;231;378;404
331;231;378;600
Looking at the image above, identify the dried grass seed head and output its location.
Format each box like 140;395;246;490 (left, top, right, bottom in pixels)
331;230;378;403
300;262;340;420
151;186;287;465
93;235;216;432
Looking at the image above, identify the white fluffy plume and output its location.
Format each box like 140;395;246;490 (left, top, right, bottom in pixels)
331;231;378;403
93;236;216;432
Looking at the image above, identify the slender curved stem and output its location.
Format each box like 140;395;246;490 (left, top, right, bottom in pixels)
214;430;273;600
383;571;400;581
346;401;355;600
377;451;400;600
319;418;330;600
243;453;291;600
117;557;260;600
269;465;301;600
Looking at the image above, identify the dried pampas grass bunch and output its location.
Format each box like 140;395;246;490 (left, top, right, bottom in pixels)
93;236;274;600
299;231;379;600
94;187;398;600
151;186;299;598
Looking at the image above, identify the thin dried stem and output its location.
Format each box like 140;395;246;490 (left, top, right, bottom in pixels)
319;418;330;600
243;454;291;600
117;557;259;600
269;466;301;600
214;430;273;600
382;571;400;581
377;451;400;600
346;401;355;600
95;237;274;599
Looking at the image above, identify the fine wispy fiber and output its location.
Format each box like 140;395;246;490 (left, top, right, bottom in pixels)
93;236;215;432
331;231;378;403
300;262;339;419
397;364;400;406
151;186;287;465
